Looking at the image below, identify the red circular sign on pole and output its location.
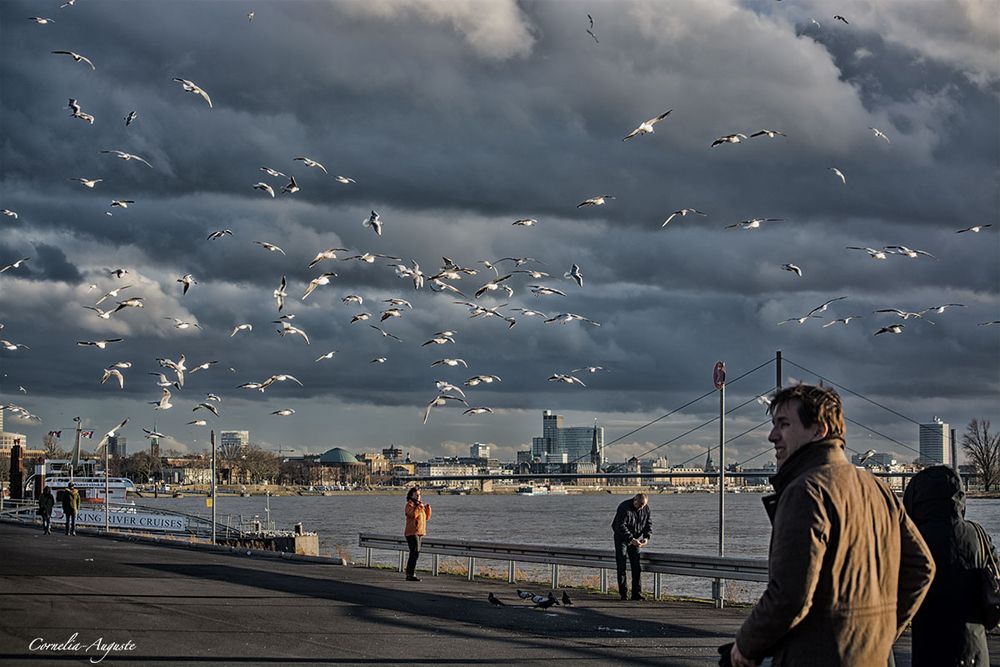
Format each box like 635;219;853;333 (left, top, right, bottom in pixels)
713;361;726;390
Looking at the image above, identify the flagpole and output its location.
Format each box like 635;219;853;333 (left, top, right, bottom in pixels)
71;418;81;481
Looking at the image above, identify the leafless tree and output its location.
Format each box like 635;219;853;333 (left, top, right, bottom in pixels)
962;419;1000;492
241;445;280;484
122;452;162;483
42;433;67;458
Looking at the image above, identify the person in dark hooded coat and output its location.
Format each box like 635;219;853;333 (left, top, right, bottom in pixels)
903;465;995;667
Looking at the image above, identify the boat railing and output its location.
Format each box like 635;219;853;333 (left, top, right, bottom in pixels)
0;499;248;541
358;533;767;604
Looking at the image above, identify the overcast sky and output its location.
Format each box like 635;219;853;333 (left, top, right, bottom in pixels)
1;0;997;467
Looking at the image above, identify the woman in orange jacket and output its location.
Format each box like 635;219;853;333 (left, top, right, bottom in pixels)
404;486;431;581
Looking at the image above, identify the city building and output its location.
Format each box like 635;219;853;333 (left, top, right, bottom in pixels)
469;443;490;459
382;446;404;462
516;450;532;465
530;410;604;466
219;430;250;454
107;435;127;459
316;447;369;485
918;418;951;467
415;458;477;487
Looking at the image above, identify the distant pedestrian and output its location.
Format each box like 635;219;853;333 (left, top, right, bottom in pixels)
404;486;431;581
38;486;55;534
729;384;935;667
611;492;652;600
903;465;996;667
62;482;80;536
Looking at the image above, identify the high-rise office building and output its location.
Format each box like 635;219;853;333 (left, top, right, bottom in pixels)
107;435;127;459
918;418;950;467
469;443;490;459
219;430;250;454
531;410;604;466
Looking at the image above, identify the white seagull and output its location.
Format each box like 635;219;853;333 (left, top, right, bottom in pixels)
172;78;213;107
253;182;275;197
294;157;328;173
829;167;846;184
100;368;125;389
70;177;102;188
0;257;30;273
77;338;123;349
846;246;887;260
67;99;94;123
363;210;382;237
956;224;992;234
711;133;748;147
662;208;707;227
230;323;253;337
548;374;587;387
207;229;233;240
177;274;196;294
273;275;287;311
750;129;786;139
565;264;584;287
254;241;286;255
302;272;337;300
875;324;904;336
51;50;95;69
622;110;672;141
100;150;152;168
869;127;890;143
577;195;614;208
333;175;356;184
781;263;802;277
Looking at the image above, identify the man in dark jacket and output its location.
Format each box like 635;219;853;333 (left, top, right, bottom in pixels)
611;493;652;600
38;486;55;534
730;384;935;667
62;482;81;536
903;465;994;667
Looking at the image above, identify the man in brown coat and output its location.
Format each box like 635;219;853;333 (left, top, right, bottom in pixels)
730;384;935;667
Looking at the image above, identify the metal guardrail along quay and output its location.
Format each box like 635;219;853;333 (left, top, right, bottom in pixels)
359;533;767;602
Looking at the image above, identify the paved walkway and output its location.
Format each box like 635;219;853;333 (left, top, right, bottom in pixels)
0;522;994;666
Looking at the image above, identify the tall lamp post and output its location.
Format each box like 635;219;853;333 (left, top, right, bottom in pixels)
210;430;217;545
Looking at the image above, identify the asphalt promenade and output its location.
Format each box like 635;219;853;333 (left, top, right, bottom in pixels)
1;522;996;666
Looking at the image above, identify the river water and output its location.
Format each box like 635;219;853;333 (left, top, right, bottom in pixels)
137;492;1000;601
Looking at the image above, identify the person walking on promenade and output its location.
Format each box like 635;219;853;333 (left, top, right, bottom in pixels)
729;384;935;667
903;465;996;667
611;492;652;600
38;486;55;535
62;482;81;536
404;486;431;581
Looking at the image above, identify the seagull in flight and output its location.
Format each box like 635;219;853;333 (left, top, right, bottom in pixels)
422;394;468;425
276;320;310;344
565;264;584;287
828;167;846;184
1;209;18;218
177;274;196;294
0;257;30;273
274;275;287;311
302;272;337;300
662;208;707;227
549;373;587;387
956;224;992;233
82;305;114;319
165;317;202;330
586;14;599;43
124;111;137;126
69;177;102;188
884;245;936;259
260;166;286;178
750;129;786;139
110;199;135;208
77;338;124;349
315;351;337;362
868;127;890;143
834;15;849;24
230;323;252;337
572;366;607;374
151;387;174;410
531;285;567;297
846;246;887;260
369;324;402;342
822;316;863;327
172;78;213;107
254;241;286;255
464;407;494;416
781;263;802;277
28;17;56;24
94;285;131;305
622;110;672;141
207;229;233;240
100;368;125;389
512;218;537;226
333;175;356;184
100;150;153;168
308;247;348;268
577;195;614;207
874;308;933;321
925;303;965;314
96;418;129;450
726;218;784;230
431;358;468;368
67;99;94;123
294;157;328;173
475;274;512;299
363;210;383;237
875;324;904;336
281;175;299;194
51;50;95;69
808;296;848;317
711;133;748;147
272;409;296;417
253;182;275;197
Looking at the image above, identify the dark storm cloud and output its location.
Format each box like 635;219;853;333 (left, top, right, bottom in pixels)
0;0;996;462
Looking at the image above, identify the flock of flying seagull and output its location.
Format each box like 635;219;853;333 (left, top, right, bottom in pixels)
1;6;997;442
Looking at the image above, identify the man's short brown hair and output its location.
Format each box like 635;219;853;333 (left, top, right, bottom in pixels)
768;384;845;439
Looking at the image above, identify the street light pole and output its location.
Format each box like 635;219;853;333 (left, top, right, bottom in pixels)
104;436;110;532
210;430;217;545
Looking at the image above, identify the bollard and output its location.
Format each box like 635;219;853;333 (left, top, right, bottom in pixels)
366;547;372;568
507;560;515;584
398;551;405;573
654;573;662;600
432;554;439;576
468;557;476;581
551;564;559;590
